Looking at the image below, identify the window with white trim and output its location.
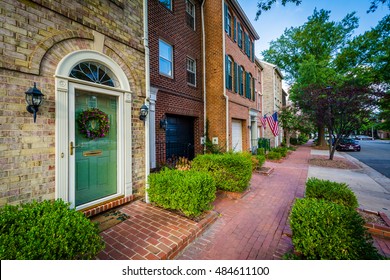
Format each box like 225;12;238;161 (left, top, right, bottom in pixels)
159;39;173;77
186;0;195;30
187;57;196;86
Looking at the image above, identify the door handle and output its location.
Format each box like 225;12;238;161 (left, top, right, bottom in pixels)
69;141;80;156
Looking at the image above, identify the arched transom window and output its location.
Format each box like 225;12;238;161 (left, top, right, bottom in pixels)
69;61;119;87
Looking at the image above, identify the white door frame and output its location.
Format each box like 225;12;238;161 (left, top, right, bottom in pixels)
54;50;133;210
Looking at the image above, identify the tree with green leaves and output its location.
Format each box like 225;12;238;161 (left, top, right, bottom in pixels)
279;105;313;147
298;84;383;159
255;0;390;19
335;15;390;85
262;9;359;147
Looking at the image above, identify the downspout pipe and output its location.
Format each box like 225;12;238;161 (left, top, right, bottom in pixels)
222;0;229;152
201;0;207;153
143;0;151;203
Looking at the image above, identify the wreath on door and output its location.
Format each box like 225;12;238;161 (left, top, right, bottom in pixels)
78;108;110;139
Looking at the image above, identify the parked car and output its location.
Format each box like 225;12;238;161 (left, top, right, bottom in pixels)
336;138;361;152
354;135;374;140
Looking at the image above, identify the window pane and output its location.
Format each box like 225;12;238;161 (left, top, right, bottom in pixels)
159;0;171;9
159;40;172;60
159;58;172;76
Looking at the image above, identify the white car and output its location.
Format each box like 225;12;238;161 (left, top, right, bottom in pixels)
354;135;374;140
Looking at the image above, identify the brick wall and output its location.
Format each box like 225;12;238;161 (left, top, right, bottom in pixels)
149;0;204;159
203;0;226;148
0;0;145;206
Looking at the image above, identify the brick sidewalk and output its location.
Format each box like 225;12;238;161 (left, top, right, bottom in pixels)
97;200;218;260
176;144;311;260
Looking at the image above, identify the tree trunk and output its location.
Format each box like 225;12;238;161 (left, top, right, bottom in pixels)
317;125;327;147
329;144;336;160
285;130;292;148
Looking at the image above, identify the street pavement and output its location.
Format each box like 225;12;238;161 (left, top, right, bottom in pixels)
348;140;390;178
308;149;390;217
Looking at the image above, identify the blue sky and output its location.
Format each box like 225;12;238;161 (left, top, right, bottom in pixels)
237;0;389;57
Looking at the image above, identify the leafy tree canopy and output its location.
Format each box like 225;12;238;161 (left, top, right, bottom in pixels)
262;8;358;84
255;0;390;19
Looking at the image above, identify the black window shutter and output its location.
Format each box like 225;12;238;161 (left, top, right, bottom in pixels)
225;54;229;89
233;17;237;42
238;23;242;48
251;41;255;62
234;62;238;93
224;3;228;33
252;76;256;101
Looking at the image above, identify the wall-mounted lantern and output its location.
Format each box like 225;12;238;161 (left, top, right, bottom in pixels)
159;115;168;130
25;82;44;123
139;104;149;121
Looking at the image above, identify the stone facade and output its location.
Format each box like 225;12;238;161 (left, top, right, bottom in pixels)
260;60;284;147
204;0;260;152
148;0;204;168
0;0;146;209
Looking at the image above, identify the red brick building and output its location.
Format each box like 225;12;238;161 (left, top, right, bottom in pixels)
203;0;260;153
148;0;204;168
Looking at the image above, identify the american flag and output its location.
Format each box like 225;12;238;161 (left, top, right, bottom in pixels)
266;112;279;136
260;115;267;129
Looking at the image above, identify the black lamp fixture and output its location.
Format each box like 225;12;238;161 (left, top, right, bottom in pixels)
139;104;149;121
25;82;44;123
159;115;168;130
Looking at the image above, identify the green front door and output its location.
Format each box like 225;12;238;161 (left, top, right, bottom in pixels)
74;90;118;206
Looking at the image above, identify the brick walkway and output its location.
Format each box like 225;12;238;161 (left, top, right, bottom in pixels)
176;144;311;260
97;200;218;260
97;142;390;260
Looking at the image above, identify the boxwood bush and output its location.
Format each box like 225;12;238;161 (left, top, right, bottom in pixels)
272;147;288;157
265;151;282;160
0;200;104;260
148;168;216;218
192;153;252;193
290;198;382;260
305;178;358;208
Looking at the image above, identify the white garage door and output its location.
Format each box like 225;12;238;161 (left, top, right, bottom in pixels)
232;119;243;152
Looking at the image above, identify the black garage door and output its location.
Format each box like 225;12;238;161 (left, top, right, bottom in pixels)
166;115;195;161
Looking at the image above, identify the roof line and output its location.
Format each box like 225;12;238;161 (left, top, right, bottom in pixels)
228;0;260;40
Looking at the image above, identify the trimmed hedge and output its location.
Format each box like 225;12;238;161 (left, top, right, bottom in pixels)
305;178;358;208
266;151;282;160
148;168;216;217
272;147;288;157
192;153;252;192
290;198;382;260
0;200;104;260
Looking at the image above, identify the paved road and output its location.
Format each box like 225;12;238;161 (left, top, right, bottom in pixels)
347;140;390;178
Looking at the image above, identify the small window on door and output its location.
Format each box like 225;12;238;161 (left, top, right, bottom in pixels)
187;57;196;86
186;0;195;30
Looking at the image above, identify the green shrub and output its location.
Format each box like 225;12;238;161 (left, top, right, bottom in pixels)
192;153;252;192
272;147;288;157
290;198;381;260
257;155;266;167
305;178;358;208
266;151;282;160
0;200;104;260
148;168;216;217
257;148;265;156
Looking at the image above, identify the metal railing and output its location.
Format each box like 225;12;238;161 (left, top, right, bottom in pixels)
155;141;194;169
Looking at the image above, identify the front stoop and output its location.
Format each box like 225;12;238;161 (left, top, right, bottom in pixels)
97;200;219;260
359;209;390;239
216;187;251;200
